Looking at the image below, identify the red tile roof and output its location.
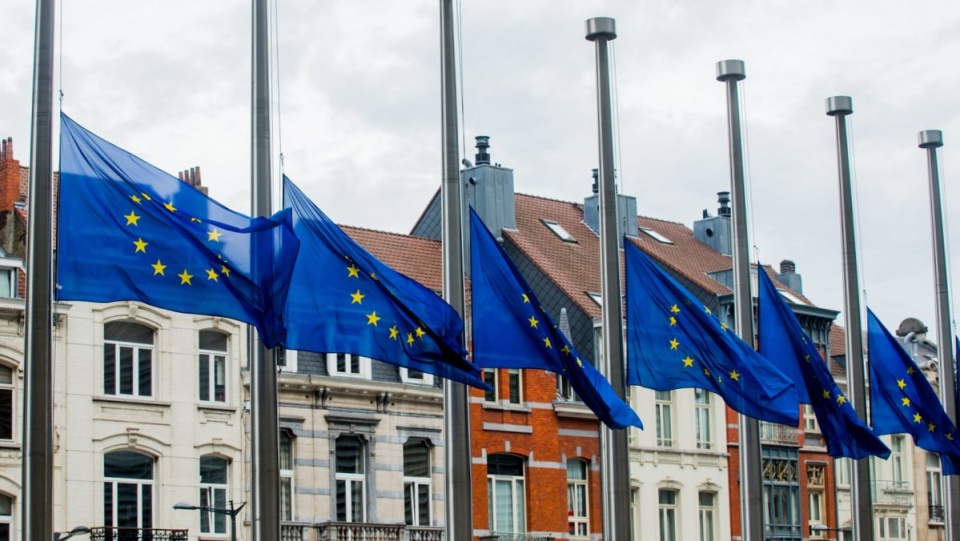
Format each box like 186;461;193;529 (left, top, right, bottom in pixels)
343;225;442;292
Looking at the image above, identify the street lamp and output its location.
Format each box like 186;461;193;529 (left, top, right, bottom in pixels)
53;526;91;541
173;500;246;541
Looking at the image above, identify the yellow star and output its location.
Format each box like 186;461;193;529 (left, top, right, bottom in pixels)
914;413;923;424
529;316;539;328
669;338;679;350
704;305;712;315
522;294;530;303
366;311;381;326
407;333;415;345
836;394;847;405
164;201;176;212
190;217;202;223
896;379;906;390
703;368;711;377
351;289;365;304
178;269;193;285
682;356;694;367
561;345;571;355
131;195;142;204
720;322;729;331
901;397;911;407
415;327;426;339
206;269;219;282
389;326;399;340
729;370;740;382
133;238;148;253
577;358;584;367
948;433;955;441
804;354;811;363
907;366;915;375
151;259;166;276
207;229;222;242
670;304;680;314
141;192;152;201
928;423;936;433
370;272;378;281
822;389;830;400
669;316;677;326
543;337;552;349
220;265;231;278
124;211;140;226
347;264;360;278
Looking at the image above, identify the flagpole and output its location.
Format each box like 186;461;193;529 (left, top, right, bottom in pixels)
826;95;874;541
918;129;960;541
439;1;473;539
585;17;631;540
251;0;280;539
24;0;56;539
716;59;765;541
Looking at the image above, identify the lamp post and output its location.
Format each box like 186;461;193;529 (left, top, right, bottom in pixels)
53;526;91;541
174;500;246;541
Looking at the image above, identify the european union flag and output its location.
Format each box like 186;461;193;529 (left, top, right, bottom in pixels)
282;178;485;388
757;267;889;458
624;241;799;426
868;309;960;474
469;210;641;429
57;114;298;347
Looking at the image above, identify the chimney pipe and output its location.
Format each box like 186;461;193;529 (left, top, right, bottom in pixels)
591;168;599;194
475;136;491;165
717;191;731;218
780;260;796;274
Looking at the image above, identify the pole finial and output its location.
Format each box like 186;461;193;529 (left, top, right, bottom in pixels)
716;60;746;82
919;130;944;149
826;96;853;116
585;17;617;41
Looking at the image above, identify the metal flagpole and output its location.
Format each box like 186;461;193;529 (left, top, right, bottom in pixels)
250;0;280;539
716;59;764;541
585;17;631;540
918;129;960;541
24;0;56;539
826;96;874;541
439;0;473;539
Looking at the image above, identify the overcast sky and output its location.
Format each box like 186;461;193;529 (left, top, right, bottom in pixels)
3;0;960;347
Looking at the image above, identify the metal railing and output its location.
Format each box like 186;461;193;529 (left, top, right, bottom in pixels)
759;422;802;446
89;528;188;541
930;505;945;523
871;480;914;507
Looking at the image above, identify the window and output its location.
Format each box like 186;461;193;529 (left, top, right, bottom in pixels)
542;220;577;243
404;440;431;526
0;365;13;441
507;369;522;405
803;405;819;433
483;369;498;403
335;436;366;522
808;491;824;527
587;292;603;307
280;431;294;521
278;349;298;372
326;353;371;379
0;494;11;541
836;458;851;488
200;456;228;535
567;460;589;538
927;453;943;523
778;288;806;305
698;492;715;541
487;454;526;534
557;373;576;401
641;227;674;245
891;436;905;483
655;391;674;447
807;463;826;531
199;331;228;403
694;389;712;450
658;489;678;541
104;451;154;531
399;367;434;386
878;516;908;541
0;268;14;299
103;322;154;398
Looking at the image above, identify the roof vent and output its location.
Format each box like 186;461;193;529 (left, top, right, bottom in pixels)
475;136;491;166
717;191;731;217
591;169;599;194
780;260;796;274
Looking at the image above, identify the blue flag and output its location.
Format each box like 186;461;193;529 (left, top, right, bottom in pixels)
469;210;641;429
57;114;298;347
624;241;799;426
282;177;485;388
868;309;960;474
757;267;889;458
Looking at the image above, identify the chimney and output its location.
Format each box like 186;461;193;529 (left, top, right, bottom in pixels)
591;169;599;194
717;191;731;217
776;259;803;295
0;137;23;213
475;136;491;166
582;169;638;242
179;166;208;195
693;190;733;256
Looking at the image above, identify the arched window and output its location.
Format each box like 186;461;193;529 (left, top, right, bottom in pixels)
200;456;229;534
0;365;14;441
403;440;431;526
104;322;154;398
198;331;228;403
335;435;366;522
0;494;12;541
487;454;525;534
280;431;294;521
566;459;588;538
104;451;154;531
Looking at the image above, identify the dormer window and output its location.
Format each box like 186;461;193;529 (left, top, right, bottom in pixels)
542;220;577;243
640;227;673;245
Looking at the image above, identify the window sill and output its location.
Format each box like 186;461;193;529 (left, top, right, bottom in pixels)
197;403;237;413
0;441;20;450
93;395;172;407
481;402;531;413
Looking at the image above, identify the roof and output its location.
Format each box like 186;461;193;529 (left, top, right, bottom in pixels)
342;225;443;292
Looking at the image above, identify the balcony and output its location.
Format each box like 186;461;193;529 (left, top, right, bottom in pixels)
871;480;914;507
306;522;443;541
759;422;802;446
89;528;188;541
480;535;555;541
929;505;945;524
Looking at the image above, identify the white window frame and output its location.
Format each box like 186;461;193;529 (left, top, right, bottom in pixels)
567;459;589;539
399;367;434;386
280;431;294;522
403;440;432;527
326;353;371;379
199;456;229;535
279;349;298;373
335;436;367;523
658;489;679;541
803;404;819;433
694;389;712;450
808;490;824;530
698;491;716;541
483;369;499;403
103;322;155;398
0;493;13;541
198;331;228;404
0;267;15;299
487;472;526;533
655;391;675;447
927;453;943;522
878;516;908;541
891;436;905;483
104;451;154;530
0;364;15;442
507;369;522;405
542;219;577;243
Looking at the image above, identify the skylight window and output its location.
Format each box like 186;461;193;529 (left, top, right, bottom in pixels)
778;288;806;305
640;227;673;245
587;292;603;307
542;219;577;243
